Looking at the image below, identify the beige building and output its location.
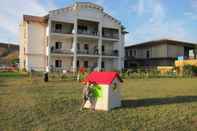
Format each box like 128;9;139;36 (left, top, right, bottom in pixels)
125;39;197;68
19;2;126;72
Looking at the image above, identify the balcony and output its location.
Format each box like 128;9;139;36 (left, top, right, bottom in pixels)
102;28;119;40
51;21;74;36
77;19;99;38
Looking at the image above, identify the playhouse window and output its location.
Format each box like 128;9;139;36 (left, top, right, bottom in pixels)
112;83;117;91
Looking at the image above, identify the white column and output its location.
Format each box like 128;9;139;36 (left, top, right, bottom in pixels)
46;20;52;72
72;18;78;72
118;28;123;71
98;21;102;71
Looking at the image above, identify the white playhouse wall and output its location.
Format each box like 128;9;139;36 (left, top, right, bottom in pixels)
109;78;121;109
84;78;121;111
84;84;109;111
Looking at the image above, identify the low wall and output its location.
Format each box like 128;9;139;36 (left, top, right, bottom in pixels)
175;59;197;67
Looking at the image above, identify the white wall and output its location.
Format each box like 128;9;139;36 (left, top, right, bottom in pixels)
25;22;47;71
26;55;45;71
78;8;102;21
109;78;121;109
50;10;75;23
27;22;46;54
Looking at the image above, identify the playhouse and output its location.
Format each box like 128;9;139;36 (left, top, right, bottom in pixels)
83;71;123;111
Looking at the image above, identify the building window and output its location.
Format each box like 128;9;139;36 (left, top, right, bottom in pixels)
55;42;62;49
55;24;62;32
78;25;88;31
77;60;80;68
24;60;26;67
134;50;137;56
84;61;88;68
129;50;132;56
84;44;89;50
146;50;150;58
101;61;105;69
77;43;80;51
84;44;89;54
24;48;25;55
102;45;105;53
55;60;62;68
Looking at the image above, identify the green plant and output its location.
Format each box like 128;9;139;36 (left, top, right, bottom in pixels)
183;65;197;77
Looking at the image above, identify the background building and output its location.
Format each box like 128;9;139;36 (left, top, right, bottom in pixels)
125;39;197;69
20;2;126;72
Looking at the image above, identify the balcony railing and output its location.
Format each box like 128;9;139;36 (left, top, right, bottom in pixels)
77;50;99;55
102;33;119;39
77;29;99;36
52;29;73;35
102;50;119;57
51;49;73;55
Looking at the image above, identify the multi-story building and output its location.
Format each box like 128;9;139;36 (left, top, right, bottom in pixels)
125;39;197;68
19;2;126;72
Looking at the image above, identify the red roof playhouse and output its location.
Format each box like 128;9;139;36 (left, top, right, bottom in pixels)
83;71;123;111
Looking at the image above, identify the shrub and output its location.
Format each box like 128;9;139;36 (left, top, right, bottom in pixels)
183;65;197;77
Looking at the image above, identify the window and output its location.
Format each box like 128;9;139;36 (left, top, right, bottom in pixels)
84;44;89;50
134;50;137;56
101;61;105;69
84;44;89;54
77;43;80;51
24;60;26;67
102;45;105;53
24;48;26;55
55;42;62;49
129;50;132;56
84;61;88;68
146;50;150;58
77;60;80;68
55;24;62;32
78;25;88;31
55;60;62;68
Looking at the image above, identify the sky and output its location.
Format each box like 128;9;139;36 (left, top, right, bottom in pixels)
0;0;197;46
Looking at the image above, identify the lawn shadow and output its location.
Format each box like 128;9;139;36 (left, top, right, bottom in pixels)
122;96;197;108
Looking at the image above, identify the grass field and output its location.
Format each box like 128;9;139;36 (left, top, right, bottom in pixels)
0;72;197;131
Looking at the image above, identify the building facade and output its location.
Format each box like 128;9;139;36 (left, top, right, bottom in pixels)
125;39;197;68
20;2;126;72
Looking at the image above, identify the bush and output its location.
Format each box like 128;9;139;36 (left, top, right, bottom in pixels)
183;65;197;77
123;68;178;79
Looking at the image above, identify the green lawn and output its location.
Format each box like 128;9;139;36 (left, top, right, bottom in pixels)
0;73;197;131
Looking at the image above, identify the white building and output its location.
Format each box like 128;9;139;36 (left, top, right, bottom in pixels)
19;2;126;72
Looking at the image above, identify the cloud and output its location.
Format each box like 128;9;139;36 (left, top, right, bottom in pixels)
184;12;197;20
184;0;197;20
191;0;197;9
0;0;57;44
130;0;145;16
128;0;195;45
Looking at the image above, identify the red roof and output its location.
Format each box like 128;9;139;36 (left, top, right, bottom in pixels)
84;71;123;85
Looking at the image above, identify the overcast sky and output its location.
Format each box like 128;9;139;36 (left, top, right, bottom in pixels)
0;0;197;46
